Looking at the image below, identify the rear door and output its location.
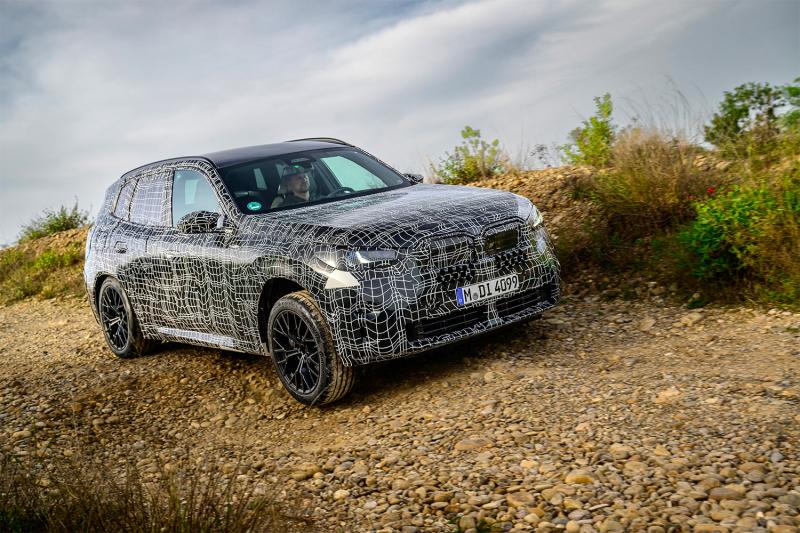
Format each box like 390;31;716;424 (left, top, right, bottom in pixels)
114;170;171;329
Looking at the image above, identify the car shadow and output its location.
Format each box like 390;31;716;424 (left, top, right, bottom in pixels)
347;319;548;404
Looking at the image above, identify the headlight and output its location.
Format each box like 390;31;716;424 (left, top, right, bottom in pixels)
344;249;398;268
526;206;543;230
515;196;543;229
523;206;547;254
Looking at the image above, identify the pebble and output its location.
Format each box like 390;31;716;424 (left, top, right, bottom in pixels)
506;491;535;507
454;437;492;451
564;469;595;484
333;489;350;501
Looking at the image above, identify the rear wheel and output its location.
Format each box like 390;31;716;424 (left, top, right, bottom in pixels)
267;291;355;405
98;277;154;358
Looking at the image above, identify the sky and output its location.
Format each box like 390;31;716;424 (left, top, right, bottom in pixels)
0;0;798;243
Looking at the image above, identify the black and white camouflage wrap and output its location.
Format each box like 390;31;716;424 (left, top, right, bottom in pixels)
85;143;560;366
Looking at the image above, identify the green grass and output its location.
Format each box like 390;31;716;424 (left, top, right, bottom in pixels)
0;241;85;304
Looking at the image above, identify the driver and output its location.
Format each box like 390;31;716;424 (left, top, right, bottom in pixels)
271;166;316;208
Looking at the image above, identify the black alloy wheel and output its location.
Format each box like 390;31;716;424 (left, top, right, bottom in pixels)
98;277;154;359
100;283;129;351
271;309;322;395
267;291;355;405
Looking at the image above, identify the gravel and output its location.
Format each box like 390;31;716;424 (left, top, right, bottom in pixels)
1;292;798;532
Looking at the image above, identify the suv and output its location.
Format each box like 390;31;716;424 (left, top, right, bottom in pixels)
85;139;560;405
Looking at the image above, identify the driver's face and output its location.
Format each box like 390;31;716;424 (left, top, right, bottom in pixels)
287;173;309;195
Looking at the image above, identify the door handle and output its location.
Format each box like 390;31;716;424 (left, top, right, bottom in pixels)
114;242;127;254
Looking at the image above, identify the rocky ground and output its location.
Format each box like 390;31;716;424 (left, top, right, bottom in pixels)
1;291;799;532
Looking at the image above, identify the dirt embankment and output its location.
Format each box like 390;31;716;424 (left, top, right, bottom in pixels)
478;167;598;242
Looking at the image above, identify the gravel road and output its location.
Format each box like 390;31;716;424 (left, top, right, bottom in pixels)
1;293;798;532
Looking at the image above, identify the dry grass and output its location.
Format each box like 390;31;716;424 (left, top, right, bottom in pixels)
580;127;718;237
0;452;311;532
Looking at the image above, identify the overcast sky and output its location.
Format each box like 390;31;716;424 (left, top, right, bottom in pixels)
0;0;797;243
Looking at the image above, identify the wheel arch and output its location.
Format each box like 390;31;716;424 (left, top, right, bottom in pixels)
257;277;307;343
92;272;114;308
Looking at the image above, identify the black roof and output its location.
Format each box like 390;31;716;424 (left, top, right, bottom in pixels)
121;139;354;178
200;139;349;168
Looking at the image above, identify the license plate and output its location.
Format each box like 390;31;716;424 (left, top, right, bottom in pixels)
455;274;519;306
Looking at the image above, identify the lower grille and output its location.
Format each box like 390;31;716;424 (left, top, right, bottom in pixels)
495;248;527;275
497;283;557;318
409;283;558;342
436;264;475;285
408;304;487;341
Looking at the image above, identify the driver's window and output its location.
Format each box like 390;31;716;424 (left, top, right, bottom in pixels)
172;169;220;226
320;155;384;191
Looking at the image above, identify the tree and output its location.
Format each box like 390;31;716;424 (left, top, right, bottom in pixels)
704;82;786;147
780;77;800;131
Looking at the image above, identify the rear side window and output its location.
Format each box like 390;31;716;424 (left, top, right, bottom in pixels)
129;175;168;226
113;179;136;219
172;170;220;226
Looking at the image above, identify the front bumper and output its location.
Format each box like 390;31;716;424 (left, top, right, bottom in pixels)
324;224;561;366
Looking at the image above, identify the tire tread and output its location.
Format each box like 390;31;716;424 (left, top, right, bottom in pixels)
270;291;355;405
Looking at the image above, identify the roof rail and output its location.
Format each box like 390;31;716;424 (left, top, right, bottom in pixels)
286;137;352;146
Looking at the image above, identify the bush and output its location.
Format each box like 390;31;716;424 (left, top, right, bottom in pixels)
680;165;800;303
18;202;89;243
433;126;508;184
705;79;800;162
561;93;615;168
524;78;800;306
680;185;775;279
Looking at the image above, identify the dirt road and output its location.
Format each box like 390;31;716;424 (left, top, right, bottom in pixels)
1;294;798;532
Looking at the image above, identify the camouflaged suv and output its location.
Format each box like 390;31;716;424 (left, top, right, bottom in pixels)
85;138;560;404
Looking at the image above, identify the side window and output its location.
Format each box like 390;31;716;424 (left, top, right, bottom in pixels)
113;179;136;220
321;155;384;191
172;169;220;226
129;175;169;226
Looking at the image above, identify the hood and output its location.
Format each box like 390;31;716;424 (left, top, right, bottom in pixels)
247;184;532;249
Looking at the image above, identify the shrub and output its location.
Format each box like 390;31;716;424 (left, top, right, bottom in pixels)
433;126;509;184
704;82;785;146
680;165;800;303
561;93;615;168
680;185;775;279
18;202;89;243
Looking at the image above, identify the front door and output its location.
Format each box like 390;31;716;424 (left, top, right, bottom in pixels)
146;167;236;343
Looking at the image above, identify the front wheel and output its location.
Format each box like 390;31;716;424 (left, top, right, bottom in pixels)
267;291;355;405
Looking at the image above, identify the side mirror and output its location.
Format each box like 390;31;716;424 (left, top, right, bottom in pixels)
177;211;221;233
404;173;424;184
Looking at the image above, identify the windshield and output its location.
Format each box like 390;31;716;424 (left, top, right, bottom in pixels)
218;147;409;214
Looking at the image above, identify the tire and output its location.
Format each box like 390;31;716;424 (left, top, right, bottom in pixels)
267;291;355;405
97;277;155;359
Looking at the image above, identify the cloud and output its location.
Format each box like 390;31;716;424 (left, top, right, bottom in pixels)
0;0;797;243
